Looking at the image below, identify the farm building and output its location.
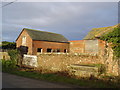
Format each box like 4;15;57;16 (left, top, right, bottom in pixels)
16;28;69;55
69;24;119;54
16;24;119;55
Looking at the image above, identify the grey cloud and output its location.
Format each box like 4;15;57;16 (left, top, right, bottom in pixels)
2;2;118;41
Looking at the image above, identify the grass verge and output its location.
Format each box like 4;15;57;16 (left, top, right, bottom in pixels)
3;69;119;88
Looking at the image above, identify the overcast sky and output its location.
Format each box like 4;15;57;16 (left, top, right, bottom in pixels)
2;1;118;42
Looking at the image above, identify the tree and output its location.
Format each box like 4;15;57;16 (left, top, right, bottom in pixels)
1;41;16;50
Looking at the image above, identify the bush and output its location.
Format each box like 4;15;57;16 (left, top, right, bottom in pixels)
7;49;20;65
1;41;16;50
2;60;18;72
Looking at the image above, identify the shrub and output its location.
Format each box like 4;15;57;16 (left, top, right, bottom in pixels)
1;41;16;50
2;59;18;72
7;49;20;65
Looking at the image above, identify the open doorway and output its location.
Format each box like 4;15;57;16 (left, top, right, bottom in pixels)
64;49;67;53
37;48;42;53
47;48;52;52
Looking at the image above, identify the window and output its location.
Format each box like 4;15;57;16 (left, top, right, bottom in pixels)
37;48;42;53
52;49;60;53
22;36;26;46
53;49;56;52
47;48;52;52
57;49;60;52
64;49;67;53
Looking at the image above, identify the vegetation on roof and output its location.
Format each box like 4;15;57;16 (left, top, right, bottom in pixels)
84;24;119;40
24;28;68;43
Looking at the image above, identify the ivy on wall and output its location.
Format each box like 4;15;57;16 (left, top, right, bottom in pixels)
100;27;120;58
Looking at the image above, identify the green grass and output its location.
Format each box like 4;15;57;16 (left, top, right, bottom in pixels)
3;69;119;88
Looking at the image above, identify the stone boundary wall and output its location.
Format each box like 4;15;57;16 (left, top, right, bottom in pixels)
37;53;100;72
99;42;119;76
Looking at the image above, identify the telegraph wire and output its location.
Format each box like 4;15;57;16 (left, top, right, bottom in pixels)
1;0;17;8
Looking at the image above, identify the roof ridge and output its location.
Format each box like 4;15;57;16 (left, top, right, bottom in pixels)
83;24;119;40
92;24;119;30
24;28;61;35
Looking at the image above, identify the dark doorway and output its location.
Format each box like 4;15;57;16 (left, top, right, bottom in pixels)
47;48;52;52
64;49;67;53
37;48;42;53
57;49;60;52
18;46;28;54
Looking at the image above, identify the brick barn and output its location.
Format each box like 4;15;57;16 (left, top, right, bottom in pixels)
16;28;69;55
69;39;105;54
69;24;118;54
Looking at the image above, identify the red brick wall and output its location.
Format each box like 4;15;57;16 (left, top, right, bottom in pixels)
69;40;85;53
16;30;33;54
33;40;69;55
98;39;106;52
69;39;107;54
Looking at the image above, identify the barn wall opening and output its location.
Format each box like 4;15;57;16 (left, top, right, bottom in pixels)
57;49;60;52
47;48;52;52
37;48;42;53
64;49;67;53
